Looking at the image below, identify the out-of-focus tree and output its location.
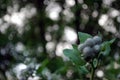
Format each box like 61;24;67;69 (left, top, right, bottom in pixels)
0;0;120;80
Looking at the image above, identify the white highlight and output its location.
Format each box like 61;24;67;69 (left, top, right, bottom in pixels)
46;41;55;52
28;76;40;80
0;23;9;33
49;11;59;20
92;10;98;18
109;9;119;18
63;9;74;22
98;14;108;26
17;63;27;70
15;42;25;52
45;32;52;41
56;42;72;57
96;70;104;78
11;12;24;27
64;27;77;43
46;2;62;21
13;63;27;79
82;4;88;9
3;4;36;34
66;0;75;7
103;0;115;6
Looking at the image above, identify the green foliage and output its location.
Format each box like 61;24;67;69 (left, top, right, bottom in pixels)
63;49;85;66
78;32;92;43
63;32;116;80
93;58;98;68
79;66;89;74
101;39;116;56
63;48;89;75
37;59;49;74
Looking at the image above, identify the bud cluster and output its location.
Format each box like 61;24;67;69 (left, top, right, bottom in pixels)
78;36;102;61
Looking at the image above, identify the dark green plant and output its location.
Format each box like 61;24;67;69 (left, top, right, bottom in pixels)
63;32;115;80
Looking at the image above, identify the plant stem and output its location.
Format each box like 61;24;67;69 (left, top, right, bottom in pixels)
90;61;96;80
90;66;95;80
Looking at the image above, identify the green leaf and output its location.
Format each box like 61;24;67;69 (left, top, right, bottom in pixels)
72;44;78;50
37;59;49;74
78;32;92;43
79;66;89;74
47;57;64;72
98;31;102;38
55;66;67;74
109;38;116;44
101;41;111;56
63;49;85;66
101;39;115;56
93;59;98;68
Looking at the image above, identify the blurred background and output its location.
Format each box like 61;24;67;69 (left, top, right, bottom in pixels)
0;0;120;80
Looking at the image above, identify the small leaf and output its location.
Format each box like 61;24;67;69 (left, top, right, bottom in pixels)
98;31;102;38
104;45;111;56
109;38;116;44
79;66;89;74
78;32;92;43
72;44;78;50
100;39;115;56
101;41;111;56
93;59;98;68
